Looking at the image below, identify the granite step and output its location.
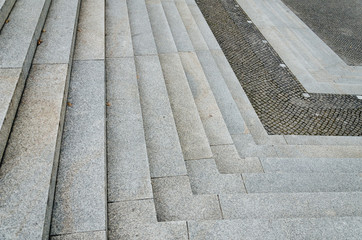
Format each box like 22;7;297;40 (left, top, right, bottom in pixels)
243;173;362;193
106;0;152;204
147;0;212;160
188;217;362;240
108;199;188;240
261;157;362;173
49;0;107;238
219;192;362;220
0;0;51;164
0;0;16;30
128;0;186;178
183;0;247;136
0;0;80;238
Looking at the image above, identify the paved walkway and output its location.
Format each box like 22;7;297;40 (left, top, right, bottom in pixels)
0;0;361;239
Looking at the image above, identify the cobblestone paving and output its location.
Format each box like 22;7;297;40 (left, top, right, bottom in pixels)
282;0;362;66
196;0;362;136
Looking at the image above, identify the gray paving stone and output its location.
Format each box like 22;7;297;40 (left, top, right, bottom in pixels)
231;134;278;158
188;4;220;50
73;0;105;60
152;176;222;221
108;200;188;240
196;50;246;136
105;0;133;58
175;0;208;51
33;0;81;64
0;0;50;68
220;192;362;219
179;51;233;145
261;158;362;173
128;0;157;55
211;145;264;174
0;64;69;239
186;159;246;194
0;0;16;30
135;55;187;177
109;199;158;224
146;0;178;54
274;145;362;158
160;53;212;160
51;231;107;240
51;61;106;236
188;217;362;240
106;58;153;202
161;1;194;52
284;135;362;146
243;173;362;193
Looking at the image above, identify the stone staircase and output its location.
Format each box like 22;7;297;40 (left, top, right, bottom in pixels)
0;0;361;239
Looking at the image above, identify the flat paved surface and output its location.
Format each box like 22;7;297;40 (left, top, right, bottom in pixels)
196;0;362;136
282;0;362;66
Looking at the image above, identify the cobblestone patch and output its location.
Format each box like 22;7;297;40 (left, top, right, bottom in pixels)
196;0;362;136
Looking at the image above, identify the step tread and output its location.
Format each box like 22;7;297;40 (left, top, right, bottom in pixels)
261;157;362;173
51;61;106;236
243;172;362;193
106;57;153;202
188;217;362;240
220;192;362;220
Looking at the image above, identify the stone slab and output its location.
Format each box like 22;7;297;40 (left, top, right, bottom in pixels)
220;192;362;219
106;58;153;202
161;0;194;52
135;55;186;177
51;60;106;235
284;135;362;146
152;176;222;221
179;51;233;145
33;0;81;64
146;0;178;54
108;200;187;240
73;0;105;60
105;0;133;58
0;0;50;68
51;231;107;240
261;157;362;173
231;134;278;158
160;53;212;160
188;217;362;240
0;64;69;239
186;159;246;194
128;0;157;55
211;145;264;174
243;173;362;193
274;145;362;158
